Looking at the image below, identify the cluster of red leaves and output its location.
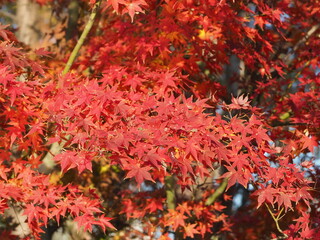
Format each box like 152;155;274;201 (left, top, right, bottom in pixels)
0;27;114;238
121;190;233;239
76;0;319;238
0;0;319;239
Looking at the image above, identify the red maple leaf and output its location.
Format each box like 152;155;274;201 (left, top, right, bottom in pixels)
145;198;164;213
222;165;251;190
183;223;200;238
254;16;266;29
165;210;187;231
23;204;41;225
124;165;155;186
54;151;92;173
107;0;126;13
123;0;148;22
301;134;318;152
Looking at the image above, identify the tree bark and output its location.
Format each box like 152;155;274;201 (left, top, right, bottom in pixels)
16;0;40;47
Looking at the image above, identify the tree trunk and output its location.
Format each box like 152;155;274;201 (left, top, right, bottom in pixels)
16;0;40;47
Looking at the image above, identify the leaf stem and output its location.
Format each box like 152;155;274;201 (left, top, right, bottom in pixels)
265;203;288;238
62;0;101;75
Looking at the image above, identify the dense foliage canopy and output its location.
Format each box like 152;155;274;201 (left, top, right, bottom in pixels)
0;0;319;239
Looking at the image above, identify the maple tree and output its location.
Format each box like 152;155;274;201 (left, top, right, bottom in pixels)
0;0;319;239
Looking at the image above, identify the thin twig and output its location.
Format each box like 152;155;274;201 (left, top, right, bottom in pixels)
9;202;31;240
0;9;17;21
265;203;288;238
282;24;320;65
270;121;308;127
62;0;101;75
293;24;319;52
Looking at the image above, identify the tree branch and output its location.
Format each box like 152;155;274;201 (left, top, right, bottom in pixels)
283;24;320;65
270;121;308;127
293;24;320;52
165;175;176;210
265;203;288;239
0;9;17;21
205;178;228;206
62;0;101;75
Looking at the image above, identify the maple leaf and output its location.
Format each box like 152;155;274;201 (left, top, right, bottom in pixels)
124;0;148;22
124;165;155;186
300;225;315;239
23;204;41;225
270;9;282;22
74;214;94;232
0;65;15;89
222;165;251;190
165;210;187;231
301;161;313;168
25;122;44;137
0;199;8;212
0;166;10;181
0;24;17;42
107;0;126;13
156;70;179;93
54;151;92;173
254;16;266;29
0;42;27;70
228;95;251;109
176;202;191;216
183;223;200;238
143;149;164;167
145;198;164;213
30;189;58;209
294;211;309;223
95;216;116;231
6;82;32;106
34;48;52;58
51;201;70;224
301;134;318;152
278;192;293;211
254;185;277;208
123;74;143;90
